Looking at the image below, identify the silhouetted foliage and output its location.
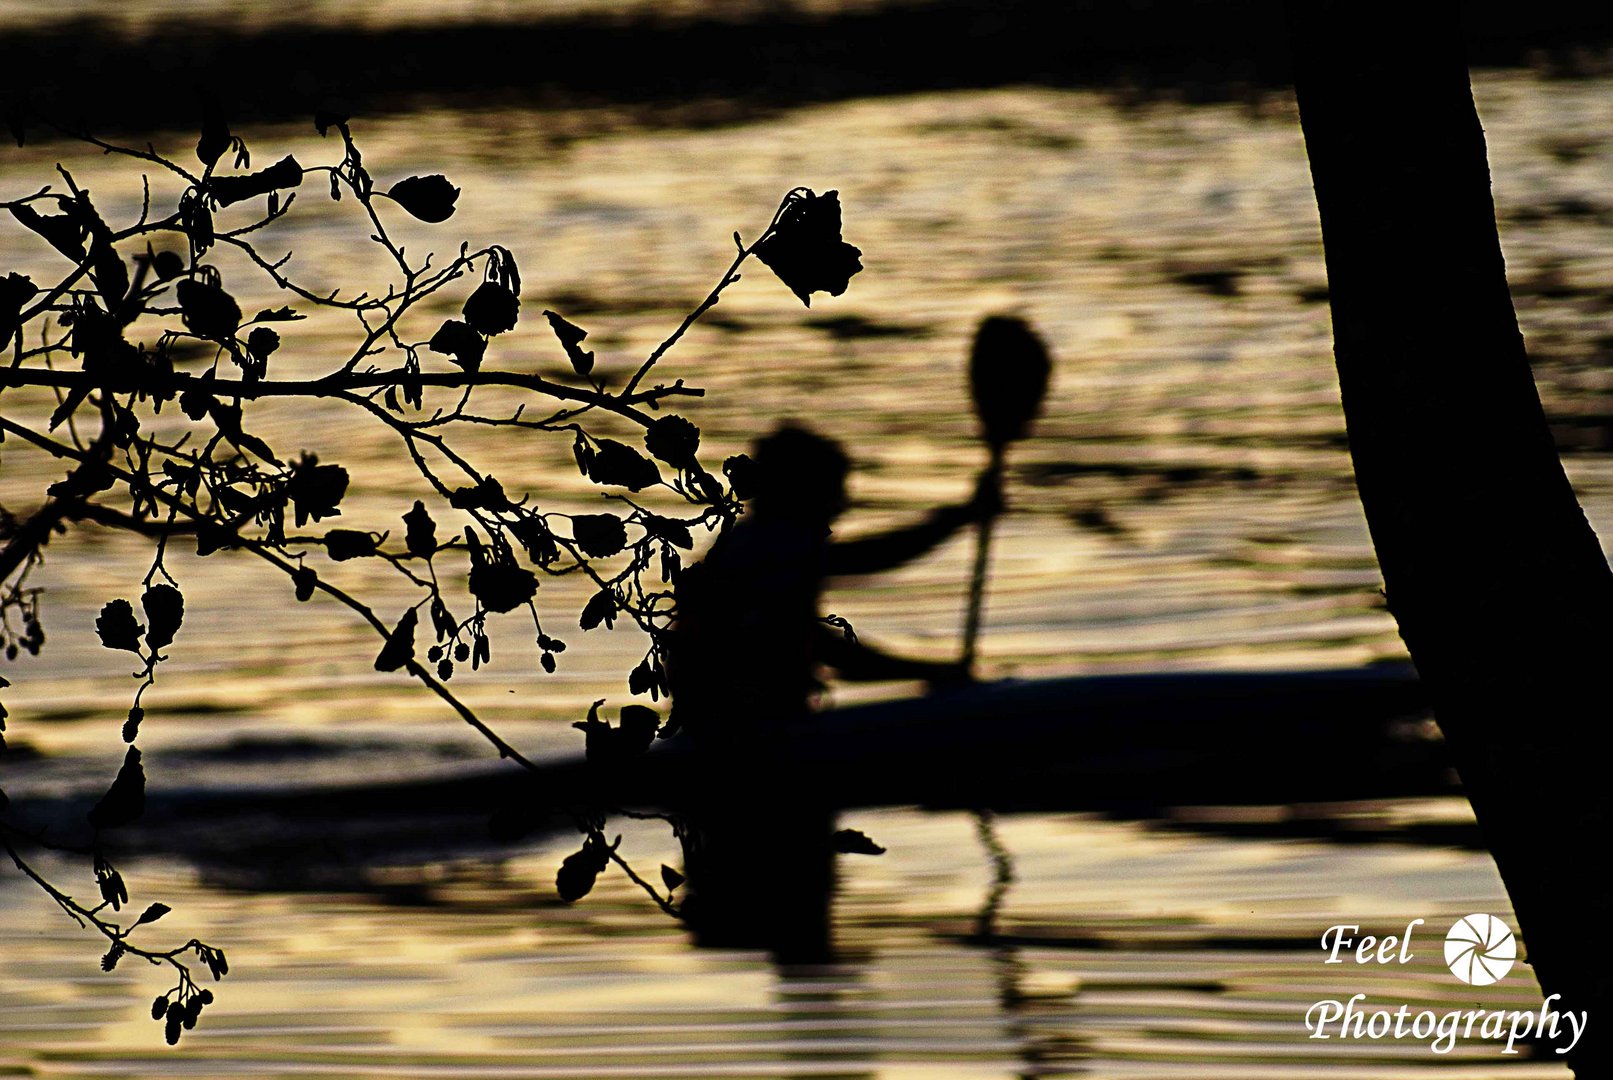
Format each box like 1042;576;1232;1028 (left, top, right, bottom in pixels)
86;748;145;830
383;174;460;223
831;828;887;855
543;310;595;377
0;114;866;1042
753;189;863;307
555;833;614;902
573;700;660;765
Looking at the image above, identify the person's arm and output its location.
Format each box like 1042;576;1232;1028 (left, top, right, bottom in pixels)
816;622;970;685
825;506;971;577
825;470;1002;577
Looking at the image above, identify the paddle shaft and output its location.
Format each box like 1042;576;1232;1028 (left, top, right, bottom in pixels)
961;314;1052;674
961;444;1006;674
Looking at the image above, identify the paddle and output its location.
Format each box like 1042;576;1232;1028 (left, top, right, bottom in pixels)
961;315;1051;674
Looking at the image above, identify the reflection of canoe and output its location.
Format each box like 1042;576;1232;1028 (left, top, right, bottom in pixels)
29;666;1445;859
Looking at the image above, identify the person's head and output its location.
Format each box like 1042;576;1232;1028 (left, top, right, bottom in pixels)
750;424;849;526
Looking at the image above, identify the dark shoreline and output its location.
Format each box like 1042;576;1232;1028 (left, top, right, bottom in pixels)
6;1;1613;140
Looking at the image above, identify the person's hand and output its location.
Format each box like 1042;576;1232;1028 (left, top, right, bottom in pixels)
925;661;976;694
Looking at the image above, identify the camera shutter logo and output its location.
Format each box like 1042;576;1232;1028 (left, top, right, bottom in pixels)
1444;914;1516;986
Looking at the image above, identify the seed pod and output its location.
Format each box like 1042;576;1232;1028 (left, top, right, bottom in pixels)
100;942;125;971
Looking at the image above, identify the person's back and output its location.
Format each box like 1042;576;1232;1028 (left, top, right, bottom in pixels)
671;517;822;739
668;425;849;745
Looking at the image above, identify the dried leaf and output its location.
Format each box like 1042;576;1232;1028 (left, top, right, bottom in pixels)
286;455;349;527
586;439;661;491
176;278;241;340
572;514;626;558
323;529;378;561
643;415;700;467
374;607;418;672
132;902;171;927
141;584;184;650
386;174;460;222
244;326;280;378
95;599;143;652
831;828;886;855
579;589;617;631
723;454;758;500
542;309;594;376
207;155;303;208
753;189;863;306
555;835;611;902
641;514;693;549
87;747;146;829
428;318;485;372
0;272;39;352
469;562;538;614
462;282;519;335
197;112;230;168
403;500;436;558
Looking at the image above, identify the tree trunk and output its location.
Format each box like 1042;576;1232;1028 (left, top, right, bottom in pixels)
1289;4;1613;1073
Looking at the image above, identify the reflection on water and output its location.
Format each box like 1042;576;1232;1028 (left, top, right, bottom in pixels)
1;60;1609;1076
0;808;1566;1077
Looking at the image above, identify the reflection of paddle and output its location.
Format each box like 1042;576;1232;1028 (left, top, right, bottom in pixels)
961;316;1051;674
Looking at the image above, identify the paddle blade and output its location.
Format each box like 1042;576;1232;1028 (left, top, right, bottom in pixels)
969;315;1051;448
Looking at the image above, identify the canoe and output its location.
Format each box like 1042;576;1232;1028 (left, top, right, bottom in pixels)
4;665;1451;868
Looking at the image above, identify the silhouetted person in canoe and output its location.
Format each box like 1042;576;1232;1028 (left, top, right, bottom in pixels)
669;423;997;959
670;424;996;742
